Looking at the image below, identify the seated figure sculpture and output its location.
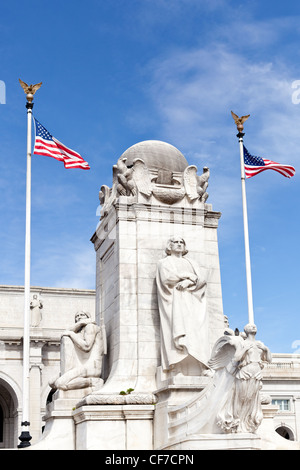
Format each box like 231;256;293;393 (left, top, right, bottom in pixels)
50;311;106;391
156;237;210;376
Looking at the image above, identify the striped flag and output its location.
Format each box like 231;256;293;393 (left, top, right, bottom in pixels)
33;118;90;170
243;146;295;179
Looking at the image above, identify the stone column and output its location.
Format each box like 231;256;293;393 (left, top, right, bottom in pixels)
293;395;300;441
29;340;43;444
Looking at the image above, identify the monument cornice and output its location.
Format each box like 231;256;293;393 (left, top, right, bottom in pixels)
98;200;221;227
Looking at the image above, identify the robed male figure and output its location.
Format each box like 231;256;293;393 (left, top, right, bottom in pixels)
156;237;209;376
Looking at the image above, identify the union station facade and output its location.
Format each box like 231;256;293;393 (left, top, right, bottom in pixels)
0;284;299;448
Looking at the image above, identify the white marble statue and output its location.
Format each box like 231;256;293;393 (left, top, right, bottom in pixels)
183;165;210;203
50;311;106;391
156;237;210;376
30;294;43;327
208;323;272;433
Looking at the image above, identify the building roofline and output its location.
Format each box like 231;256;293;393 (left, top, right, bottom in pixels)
0;285;95;295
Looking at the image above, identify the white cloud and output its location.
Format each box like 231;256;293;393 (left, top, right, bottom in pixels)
147;43;299;155
131;22;299;262
54;248;96;289
30;242;95;290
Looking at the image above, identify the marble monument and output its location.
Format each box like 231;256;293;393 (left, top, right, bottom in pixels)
27;140;296;450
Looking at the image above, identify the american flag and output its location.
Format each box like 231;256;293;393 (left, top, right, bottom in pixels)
33;118;90;170
243;146;295;179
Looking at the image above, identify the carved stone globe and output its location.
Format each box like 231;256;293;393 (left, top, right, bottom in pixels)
120;140;189;172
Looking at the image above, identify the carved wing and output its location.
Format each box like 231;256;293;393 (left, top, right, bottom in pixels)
183;165;199;201
99;191;105;206
112;164;118;184
99;185;111;205
132;158;152;197
208;335;244;371
99;182;117;218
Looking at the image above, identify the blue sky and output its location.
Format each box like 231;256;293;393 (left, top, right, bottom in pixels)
0;0;299;353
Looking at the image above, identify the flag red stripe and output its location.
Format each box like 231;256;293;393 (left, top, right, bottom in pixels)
245;161;295;179
33;131;90;169
33;143;64;161
53;137;84;159
34;144;63;156
245;168;295;178
34;151;63;161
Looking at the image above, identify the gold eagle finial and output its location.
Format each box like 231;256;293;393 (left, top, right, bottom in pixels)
231;111;250;132
19;79;42;102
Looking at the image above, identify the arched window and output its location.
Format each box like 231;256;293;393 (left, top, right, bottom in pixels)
276;426;294;441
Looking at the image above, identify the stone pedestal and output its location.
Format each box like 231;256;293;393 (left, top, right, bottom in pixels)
155;366;263;450
74;404;155;450
163;433;262;450
153;369;211;449
28;388;93;450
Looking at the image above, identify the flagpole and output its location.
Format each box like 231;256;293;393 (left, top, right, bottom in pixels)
18;80;42;448
231;111;255;325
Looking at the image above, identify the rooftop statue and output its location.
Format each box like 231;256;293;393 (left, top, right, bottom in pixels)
30;294;43;327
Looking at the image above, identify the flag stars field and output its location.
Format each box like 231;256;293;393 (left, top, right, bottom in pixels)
243;146;295;179
33;118;90;170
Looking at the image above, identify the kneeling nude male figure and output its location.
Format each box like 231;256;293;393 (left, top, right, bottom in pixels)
50;311;105;391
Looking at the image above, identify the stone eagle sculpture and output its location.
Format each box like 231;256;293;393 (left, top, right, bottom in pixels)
115;157;153;197
131;158;152;197
183;165;210;203
98;157;153;218
116;157;136;196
